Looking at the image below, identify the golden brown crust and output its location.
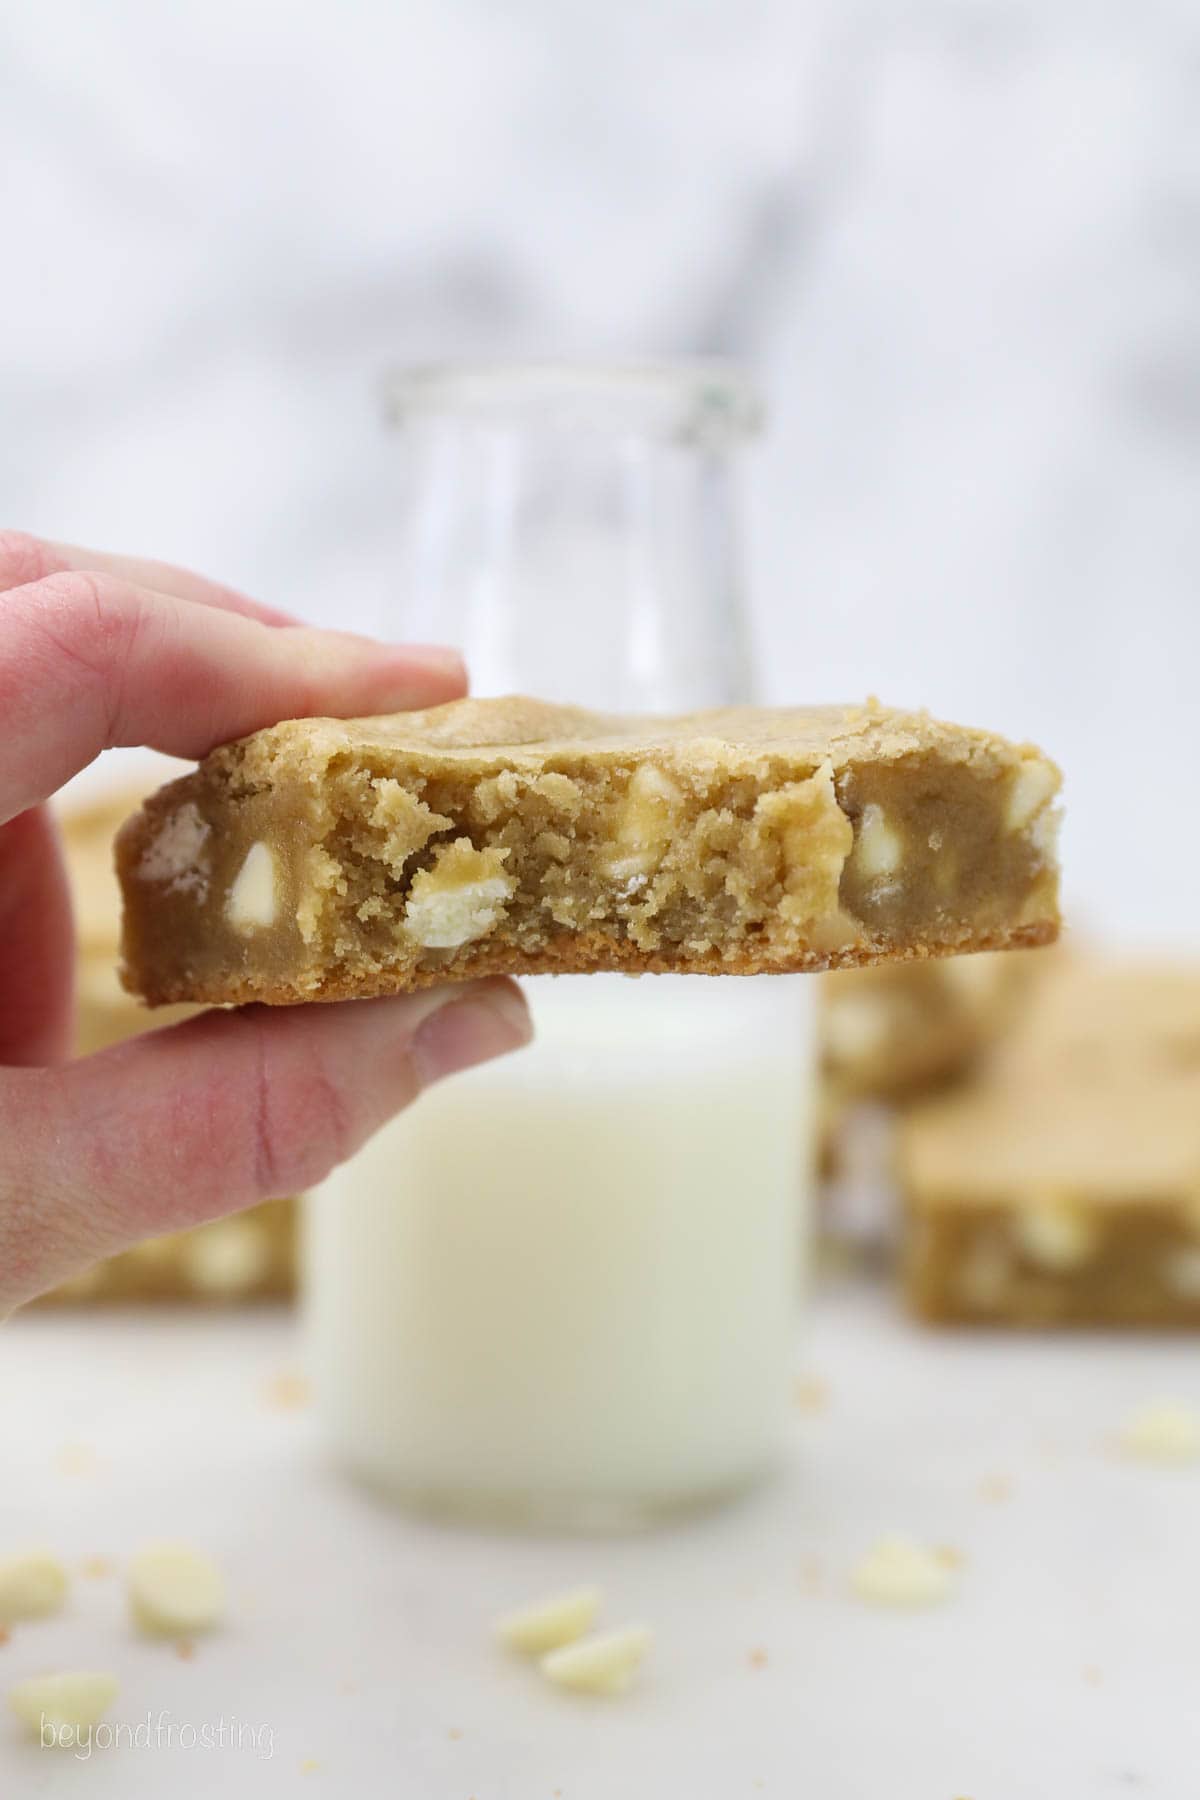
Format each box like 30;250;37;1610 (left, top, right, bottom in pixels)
132;918;1058;1009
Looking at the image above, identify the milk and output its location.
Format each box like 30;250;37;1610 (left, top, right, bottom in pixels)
307;975;814;1525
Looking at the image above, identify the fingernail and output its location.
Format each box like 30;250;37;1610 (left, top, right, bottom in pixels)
411;982;531;1088
399;644;467;683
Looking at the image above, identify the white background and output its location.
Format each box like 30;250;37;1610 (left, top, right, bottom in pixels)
2;0;1197;941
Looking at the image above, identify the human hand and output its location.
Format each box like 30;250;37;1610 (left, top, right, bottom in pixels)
0;532;531;1312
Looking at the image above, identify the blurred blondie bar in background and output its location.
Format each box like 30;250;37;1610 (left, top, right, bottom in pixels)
821;948;1200;1329
43;789;297;1306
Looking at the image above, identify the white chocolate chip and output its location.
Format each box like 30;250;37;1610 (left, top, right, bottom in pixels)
1120;1400;1200;1466
226;841;277;932
403;841;516;949
128;1542;226;1635
1005;760;1059;831
181;1218;272;1296
850;1536;955;1608
9;1672;118;1741
494;1586;602;1655
540;1625;652;1695
1013;1198;1098;1271
0;1552;68;1623
1163;1248;1200;1300
850;803;903;880
605;764;683;881
750;765;856;944
137;803;210;899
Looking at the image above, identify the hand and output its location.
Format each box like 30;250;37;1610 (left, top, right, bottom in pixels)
0;532;531;1312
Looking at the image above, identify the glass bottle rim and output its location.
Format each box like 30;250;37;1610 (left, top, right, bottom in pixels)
382;359;763;445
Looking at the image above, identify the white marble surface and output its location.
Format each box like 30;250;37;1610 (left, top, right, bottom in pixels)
4;1275;1199;1797
2;1;1198;942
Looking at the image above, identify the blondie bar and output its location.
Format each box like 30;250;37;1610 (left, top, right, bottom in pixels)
900;961;1200;1326
117;697;1061;1007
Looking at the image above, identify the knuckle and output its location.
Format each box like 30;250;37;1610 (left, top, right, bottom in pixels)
0;529;63;593
23;571;143;738
249;1021;352;1198
32;566;117;630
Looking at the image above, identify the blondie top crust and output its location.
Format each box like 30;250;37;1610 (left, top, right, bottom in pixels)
900;961;1200;1327
116;696;1061;1007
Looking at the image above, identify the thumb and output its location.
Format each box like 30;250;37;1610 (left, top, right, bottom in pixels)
0;979;530;1311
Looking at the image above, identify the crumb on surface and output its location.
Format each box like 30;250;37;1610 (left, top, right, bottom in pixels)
747;1647;769;1670
174;1640;195;1661
977;1473;1014;1503
54;1442;98;1476
263;1371;313;1411
1083;1665;1103;1687
798;1555;823;1594
81;1555;115;1579
793;1374;829;1413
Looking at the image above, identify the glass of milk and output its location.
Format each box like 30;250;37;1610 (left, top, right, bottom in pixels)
307;362;816;1527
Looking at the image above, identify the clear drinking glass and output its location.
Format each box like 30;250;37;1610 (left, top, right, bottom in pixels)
307;362;815;1529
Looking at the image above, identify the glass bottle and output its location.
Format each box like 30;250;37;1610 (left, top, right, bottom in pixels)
306;362;815;1528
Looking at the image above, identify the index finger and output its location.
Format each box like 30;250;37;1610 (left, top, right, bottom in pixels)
0;529;296;626
1;569;466;821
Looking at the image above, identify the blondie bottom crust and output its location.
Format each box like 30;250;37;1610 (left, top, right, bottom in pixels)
900;961;1200;1327
117;697;1061;1007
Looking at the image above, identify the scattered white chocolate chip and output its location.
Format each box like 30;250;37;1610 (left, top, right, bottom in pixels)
226;841;277;932
9;1671;118;1740
1119;1400;1200;1466
137;803;211;899
605;764;683;881
181;1217;272;1296
850;1536;956;1609
540;1626;652;1695
1013;1197;1098;1271
850;803;903;881
128;1542;227;1635
494;1586;602;1655
403;841;516;949
0;1552;68;1623
1005;759;1059;832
